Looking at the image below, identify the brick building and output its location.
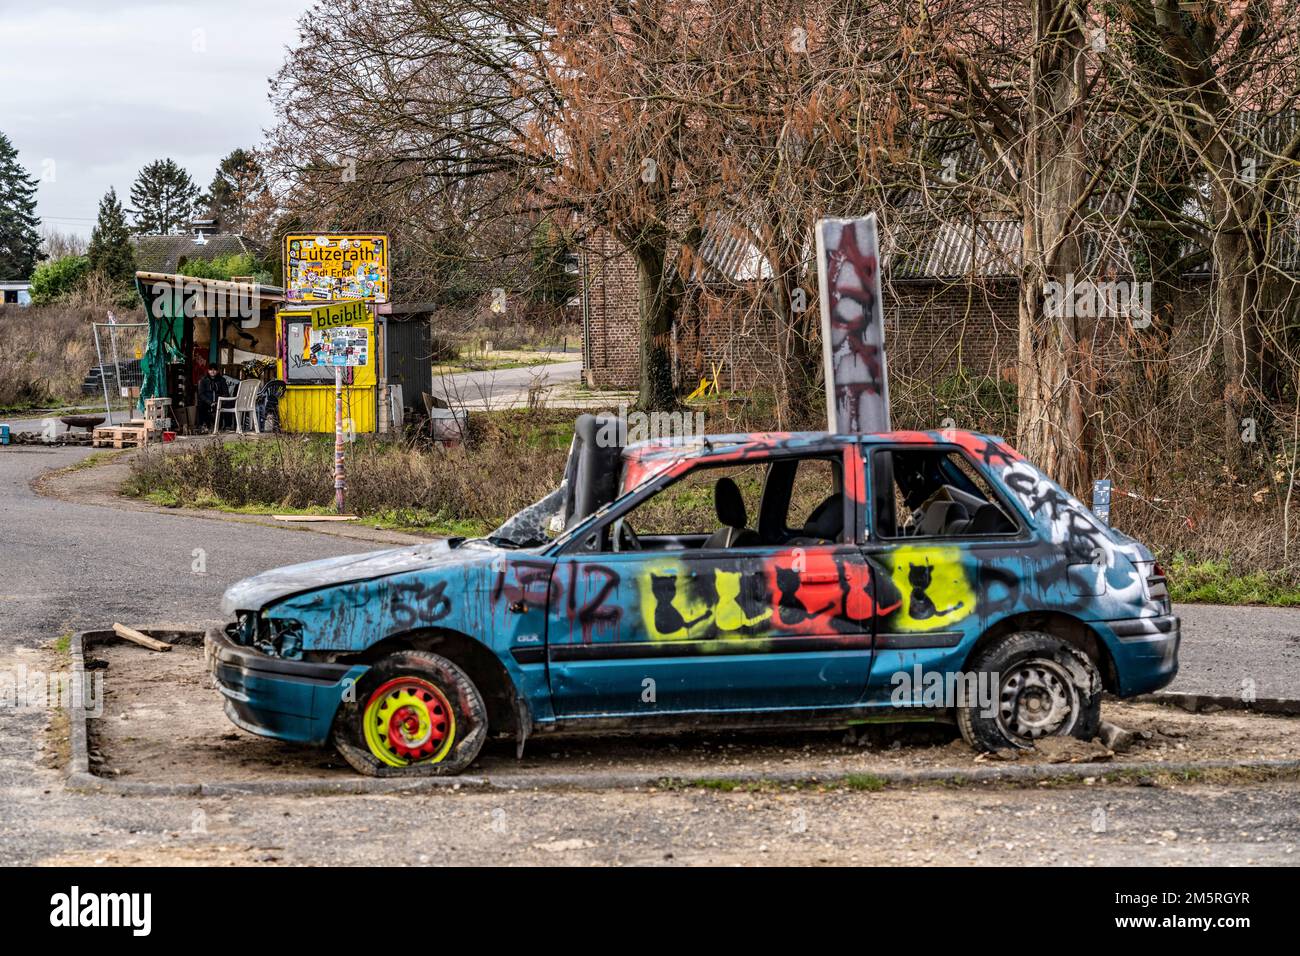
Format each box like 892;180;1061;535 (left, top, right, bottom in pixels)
580;219;1023;392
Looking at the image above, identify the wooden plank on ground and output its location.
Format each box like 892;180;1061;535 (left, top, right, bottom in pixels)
271;514;359;522
92;425;149;448
112;623;173;652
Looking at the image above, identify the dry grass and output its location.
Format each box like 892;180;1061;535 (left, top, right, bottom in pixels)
0;296;144;410
124;411;574;534
431;299;579;353
0;305;93;409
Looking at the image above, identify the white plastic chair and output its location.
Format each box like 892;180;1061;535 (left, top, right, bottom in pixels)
213;379;262;434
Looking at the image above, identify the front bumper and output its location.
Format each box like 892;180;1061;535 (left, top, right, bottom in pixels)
1096;613;1181;696
205;627;369;745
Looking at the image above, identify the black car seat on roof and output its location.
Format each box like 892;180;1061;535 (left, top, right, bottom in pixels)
704;477;760;549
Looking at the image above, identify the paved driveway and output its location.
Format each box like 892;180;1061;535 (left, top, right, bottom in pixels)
431;359;582;407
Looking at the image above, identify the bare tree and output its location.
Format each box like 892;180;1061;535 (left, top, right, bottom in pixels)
1115;1;1300;471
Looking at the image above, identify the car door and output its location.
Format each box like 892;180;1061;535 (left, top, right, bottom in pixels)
544;446;880;718
861;442;1030;705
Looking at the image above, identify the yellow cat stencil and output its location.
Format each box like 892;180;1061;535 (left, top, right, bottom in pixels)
887;545;976;631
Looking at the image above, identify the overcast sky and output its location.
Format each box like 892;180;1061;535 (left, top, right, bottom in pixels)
0;0;313;238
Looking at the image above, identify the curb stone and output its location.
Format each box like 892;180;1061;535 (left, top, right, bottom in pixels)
66;629;1300;797
1132;691;1300;717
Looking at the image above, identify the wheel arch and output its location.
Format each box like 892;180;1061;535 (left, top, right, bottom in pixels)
349;627;524;739
965;611;1119;693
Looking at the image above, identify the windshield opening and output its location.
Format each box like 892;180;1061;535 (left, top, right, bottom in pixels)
487;484;567;549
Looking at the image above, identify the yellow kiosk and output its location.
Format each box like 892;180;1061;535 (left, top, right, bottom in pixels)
275;234;389;434
276;299;378;433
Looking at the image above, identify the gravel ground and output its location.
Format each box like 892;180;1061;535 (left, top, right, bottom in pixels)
16;774;1300;866
86;638;1300;787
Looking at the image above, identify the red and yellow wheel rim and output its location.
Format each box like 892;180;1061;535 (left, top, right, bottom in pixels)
362;677;456;767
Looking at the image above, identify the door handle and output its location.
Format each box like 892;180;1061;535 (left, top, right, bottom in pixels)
508;600;528;613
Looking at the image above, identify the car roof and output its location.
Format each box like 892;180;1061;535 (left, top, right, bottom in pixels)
620;428;1013;464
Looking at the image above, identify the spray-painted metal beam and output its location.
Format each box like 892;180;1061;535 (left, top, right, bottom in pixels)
815;215;890;435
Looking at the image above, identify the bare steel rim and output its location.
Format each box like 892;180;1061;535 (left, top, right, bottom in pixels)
996;657;1080;743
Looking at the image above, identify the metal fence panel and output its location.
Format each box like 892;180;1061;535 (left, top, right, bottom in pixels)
90;322;148;419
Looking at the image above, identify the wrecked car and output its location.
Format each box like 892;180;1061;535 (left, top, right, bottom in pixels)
206;417;1179;775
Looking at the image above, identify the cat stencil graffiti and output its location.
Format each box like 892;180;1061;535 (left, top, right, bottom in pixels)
886;546;975;631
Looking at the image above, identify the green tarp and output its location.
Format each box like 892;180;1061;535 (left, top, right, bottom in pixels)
135;278;184;410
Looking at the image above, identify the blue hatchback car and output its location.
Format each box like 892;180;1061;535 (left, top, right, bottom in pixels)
206;421;1179;775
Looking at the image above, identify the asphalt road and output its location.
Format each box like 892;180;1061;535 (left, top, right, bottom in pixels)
431;358;582;407
1;353;582;433
0;442;1298;864
0;444;371;642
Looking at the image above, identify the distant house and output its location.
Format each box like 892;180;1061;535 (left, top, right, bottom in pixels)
131;220;264;276
580;210;1300;395
581;221;1024;393
586;112;1300;394
0;281;31;306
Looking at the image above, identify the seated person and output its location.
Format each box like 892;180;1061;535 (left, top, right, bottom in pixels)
196;366;228;431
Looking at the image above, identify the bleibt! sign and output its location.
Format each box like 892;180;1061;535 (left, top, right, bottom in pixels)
307;299;368;330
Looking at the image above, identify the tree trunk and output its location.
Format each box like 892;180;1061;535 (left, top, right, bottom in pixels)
635;242;677;410
1015;1;1093;498
1138;0;1272;472
1215;223;1262;472
1201;127;1266;472
768;262;820;429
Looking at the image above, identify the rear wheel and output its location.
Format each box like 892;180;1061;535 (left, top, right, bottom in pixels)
956;631;1102;752
332;650;487;776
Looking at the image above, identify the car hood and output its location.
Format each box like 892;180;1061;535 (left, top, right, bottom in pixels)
221;539;497;616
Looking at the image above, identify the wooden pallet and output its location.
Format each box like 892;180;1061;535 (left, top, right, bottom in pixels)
92;425;150;448
142;400;171;431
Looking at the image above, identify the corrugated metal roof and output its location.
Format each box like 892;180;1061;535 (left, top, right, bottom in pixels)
637;105;1300;287
690;220;773;283
883;218;1020;279
133;271;284;299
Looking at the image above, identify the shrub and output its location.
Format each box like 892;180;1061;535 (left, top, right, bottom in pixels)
29;255;90;305
124;418;571;533
0;302;139;408
178;252;269;283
